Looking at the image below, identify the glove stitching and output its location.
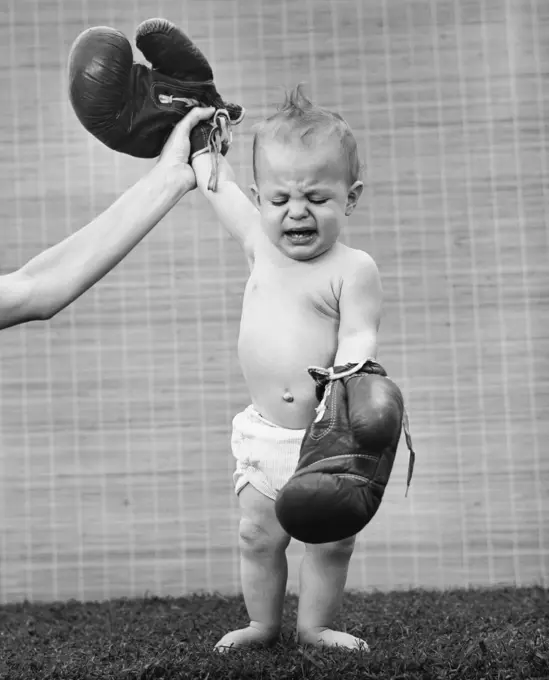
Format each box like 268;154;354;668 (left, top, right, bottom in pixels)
334;473;382;486
302;453;379;468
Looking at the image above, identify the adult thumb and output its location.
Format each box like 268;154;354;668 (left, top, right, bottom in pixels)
176;106;215;137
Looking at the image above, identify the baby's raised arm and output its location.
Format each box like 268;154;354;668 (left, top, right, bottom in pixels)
192;152;260;257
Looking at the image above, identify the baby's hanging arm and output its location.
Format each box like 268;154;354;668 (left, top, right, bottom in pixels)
334;251;383;366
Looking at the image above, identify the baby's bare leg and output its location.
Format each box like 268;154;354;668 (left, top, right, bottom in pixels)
296;536;368;651
215;484;291;651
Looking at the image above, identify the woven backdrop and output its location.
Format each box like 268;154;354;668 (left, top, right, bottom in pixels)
0;0;547;604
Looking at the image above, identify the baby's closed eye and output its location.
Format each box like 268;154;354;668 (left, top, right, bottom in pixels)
270;195;328;206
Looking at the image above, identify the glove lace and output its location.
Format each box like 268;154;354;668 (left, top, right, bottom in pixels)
206;109;232;191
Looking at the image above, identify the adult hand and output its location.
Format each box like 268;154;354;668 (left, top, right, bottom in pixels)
156;107;215;190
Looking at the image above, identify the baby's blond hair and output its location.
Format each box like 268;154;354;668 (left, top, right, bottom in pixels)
252;85;362;186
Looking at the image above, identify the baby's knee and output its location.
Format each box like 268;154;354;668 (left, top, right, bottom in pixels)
239;517;289;556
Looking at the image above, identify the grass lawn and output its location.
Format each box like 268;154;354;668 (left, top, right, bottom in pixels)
1;586;547;679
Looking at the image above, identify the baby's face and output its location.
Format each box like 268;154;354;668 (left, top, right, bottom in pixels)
252;139;362;261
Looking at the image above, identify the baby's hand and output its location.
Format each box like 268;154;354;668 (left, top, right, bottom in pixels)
190;107;244;191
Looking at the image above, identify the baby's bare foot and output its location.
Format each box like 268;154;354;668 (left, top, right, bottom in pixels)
299;627;369;651
214;625;279;652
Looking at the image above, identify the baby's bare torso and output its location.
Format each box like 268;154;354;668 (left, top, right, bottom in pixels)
238;237;356;429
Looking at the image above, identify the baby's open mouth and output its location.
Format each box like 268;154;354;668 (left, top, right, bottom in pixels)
284;228;317;244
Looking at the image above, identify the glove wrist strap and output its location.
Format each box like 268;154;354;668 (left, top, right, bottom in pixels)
307;357;379;384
